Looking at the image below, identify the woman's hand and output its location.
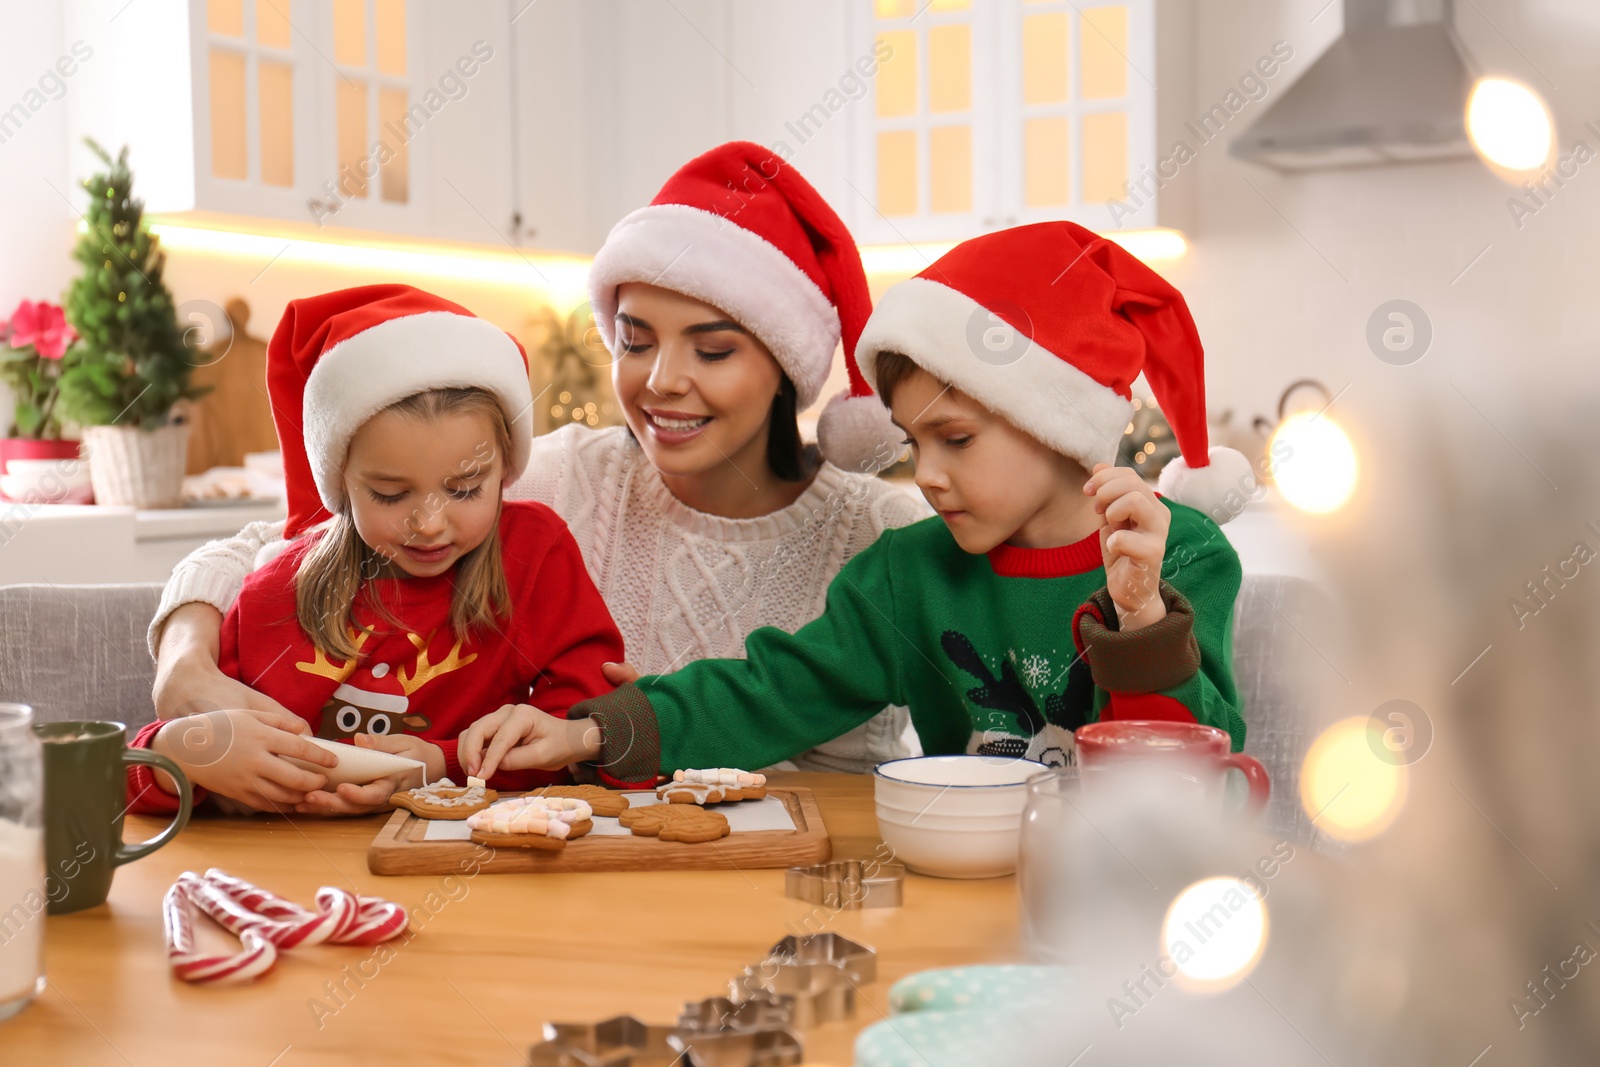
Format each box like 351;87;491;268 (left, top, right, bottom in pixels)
293;733;441;817
460;704;603;779
151;708;337;812
153;602;293;720
1084;462;1172;631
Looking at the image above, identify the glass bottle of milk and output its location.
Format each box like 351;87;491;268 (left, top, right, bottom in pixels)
0;704;44;1022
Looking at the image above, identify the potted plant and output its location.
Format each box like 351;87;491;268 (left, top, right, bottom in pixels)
57;140;205;508
0;300;92;503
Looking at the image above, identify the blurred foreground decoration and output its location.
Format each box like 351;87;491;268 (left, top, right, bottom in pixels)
997;381;1600;1064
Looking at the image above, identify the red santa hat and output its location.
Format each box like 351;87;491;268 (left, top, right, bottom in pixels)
267;285;533;539
587;141;902;473
854;221;1252;521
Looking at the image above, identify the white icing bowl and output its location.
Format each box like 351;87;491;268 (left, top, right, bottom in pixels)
873;755;1049;879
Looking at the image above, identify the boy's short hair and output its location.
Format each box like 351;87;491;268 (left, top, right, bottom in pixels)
873;349;933;408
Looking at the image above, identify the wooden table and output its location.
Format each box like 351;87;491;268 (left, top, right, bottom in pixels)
4;773;1021;1066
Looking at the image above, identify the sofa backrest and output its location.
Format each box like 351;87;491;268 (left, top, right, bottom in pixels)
0;583;162;733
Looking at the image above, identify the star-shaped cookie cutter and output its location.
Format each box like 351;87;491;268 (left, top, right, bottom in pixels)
766;932;877;984
784;859;904;909
528;1014;680;1066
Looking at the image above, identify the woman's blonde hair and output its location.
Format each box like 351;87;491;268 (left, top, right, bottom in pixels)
295;387;514;659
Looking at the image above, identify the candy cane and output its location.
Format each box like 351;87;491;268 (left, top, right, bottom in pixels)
163;881;277;985
335;896;410;945
181;872;352;951
199;870;404;947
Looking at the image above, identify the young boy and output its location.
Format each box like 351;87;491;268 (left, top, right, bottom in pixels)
462;221;1253;785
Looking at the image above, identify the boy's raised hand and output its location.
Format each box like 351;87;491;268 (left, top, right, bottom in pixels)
151;707;337;812
1084;462;1171;631
460;703;603;780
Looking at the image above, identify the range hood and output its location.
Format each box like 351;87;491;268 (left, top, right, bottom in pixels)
1230;0;1477;170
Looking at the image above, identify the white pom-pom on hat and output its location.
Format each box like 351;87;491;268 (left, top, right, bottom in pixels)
817;388;905;475
1156;445;1255;525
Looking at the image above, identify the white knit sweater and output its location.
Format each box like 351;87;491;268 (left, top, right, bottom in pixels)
152;424;932;773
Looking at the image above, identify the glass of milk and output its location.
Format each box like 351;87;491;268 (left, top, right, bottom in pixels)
0;704;44;1022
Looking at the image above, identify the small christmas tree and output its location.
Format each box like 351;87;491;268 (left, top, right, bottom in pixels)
58;140;203;430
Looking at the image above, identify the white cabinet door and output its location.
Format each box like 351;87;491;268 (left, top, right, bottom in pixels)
69;0;519;243
849;0;997;245
406;2;516;246
849;0;1168;243
996;0;1157;233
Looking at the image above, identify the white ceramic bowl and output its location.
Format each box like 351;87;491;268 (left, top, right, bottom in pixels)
873;755;1048;879
1;458;92;504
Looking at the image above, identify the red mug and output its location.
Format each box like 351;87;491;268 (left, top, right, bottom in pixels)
1073;721;1271;815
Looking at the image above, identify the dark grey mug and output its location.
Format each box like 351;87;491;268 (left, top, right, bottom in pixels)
31;720;191;915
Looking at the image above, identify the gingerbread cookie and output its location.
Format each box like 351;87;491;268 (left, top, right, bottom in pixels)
619;803;730;842
657;767;768;804
531;784;630;818
466;795;593;850
390;776;498;820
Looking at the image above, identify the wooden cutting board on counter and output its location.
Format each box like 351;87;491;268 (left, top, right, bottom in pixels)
366;787;831;875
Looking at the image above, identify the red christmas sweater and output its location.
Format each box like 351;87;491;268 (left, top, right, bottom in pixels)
128;500;626;813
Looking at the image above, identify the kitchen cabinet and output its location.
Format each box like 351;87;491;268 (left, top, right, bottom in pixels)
847;0;1194;243
64;0;522;245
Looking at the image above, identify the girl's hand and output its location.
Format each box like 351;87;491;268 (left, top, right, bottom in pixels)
292;733;438;817
461;703;603;779
1084;462;1172;631
152;708;337;812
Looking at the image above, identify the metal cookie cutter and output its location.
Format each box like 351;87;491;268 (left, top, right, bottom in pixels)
784;859;905;909
528;1015;680;1067
668;1028;804;1067
767;932;877;984
729;959;856;1029
678;993;793;1033
674;994;803;1067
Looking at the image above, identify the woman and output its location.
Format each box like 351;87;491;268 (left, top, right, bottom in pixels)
149;142;924;804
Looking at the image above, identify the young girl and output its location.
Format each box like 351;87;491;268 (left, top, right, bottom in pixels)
126;285;625;815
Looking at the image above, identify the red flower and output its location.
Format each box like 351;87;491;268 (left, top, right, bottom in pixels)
8;300;76;360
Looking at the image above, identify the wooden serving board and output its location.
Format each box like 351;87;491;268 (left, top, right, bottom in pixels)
366;787;831;875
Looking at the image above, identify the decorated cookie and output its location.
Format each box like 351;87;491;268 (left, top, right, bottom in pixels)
531;784;631;818
619;803;730;842
466;796;593;850
390;777;498;820
657;767;768;804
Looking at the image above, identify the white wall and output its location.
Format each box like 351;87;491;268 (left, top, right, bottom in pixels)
0;3;76;431
0;4;76;310
1165;0;1600;439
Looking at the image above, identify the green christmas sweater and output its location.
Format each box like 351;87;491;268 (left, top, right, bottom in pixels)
573;499;1244;786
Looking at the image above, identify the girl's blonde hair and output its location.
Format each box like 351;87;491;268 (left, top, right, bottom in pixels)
295;387;514;659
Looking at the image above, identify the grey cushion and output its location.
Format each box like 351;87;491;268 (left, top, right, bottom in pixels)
0;583;162;732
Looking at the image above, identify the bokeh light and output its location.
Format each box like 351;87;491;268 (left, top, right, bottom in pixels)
1466;76;1554;172
1270;412;1358;514
1301;717;1408;843
1162;876;1269;991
